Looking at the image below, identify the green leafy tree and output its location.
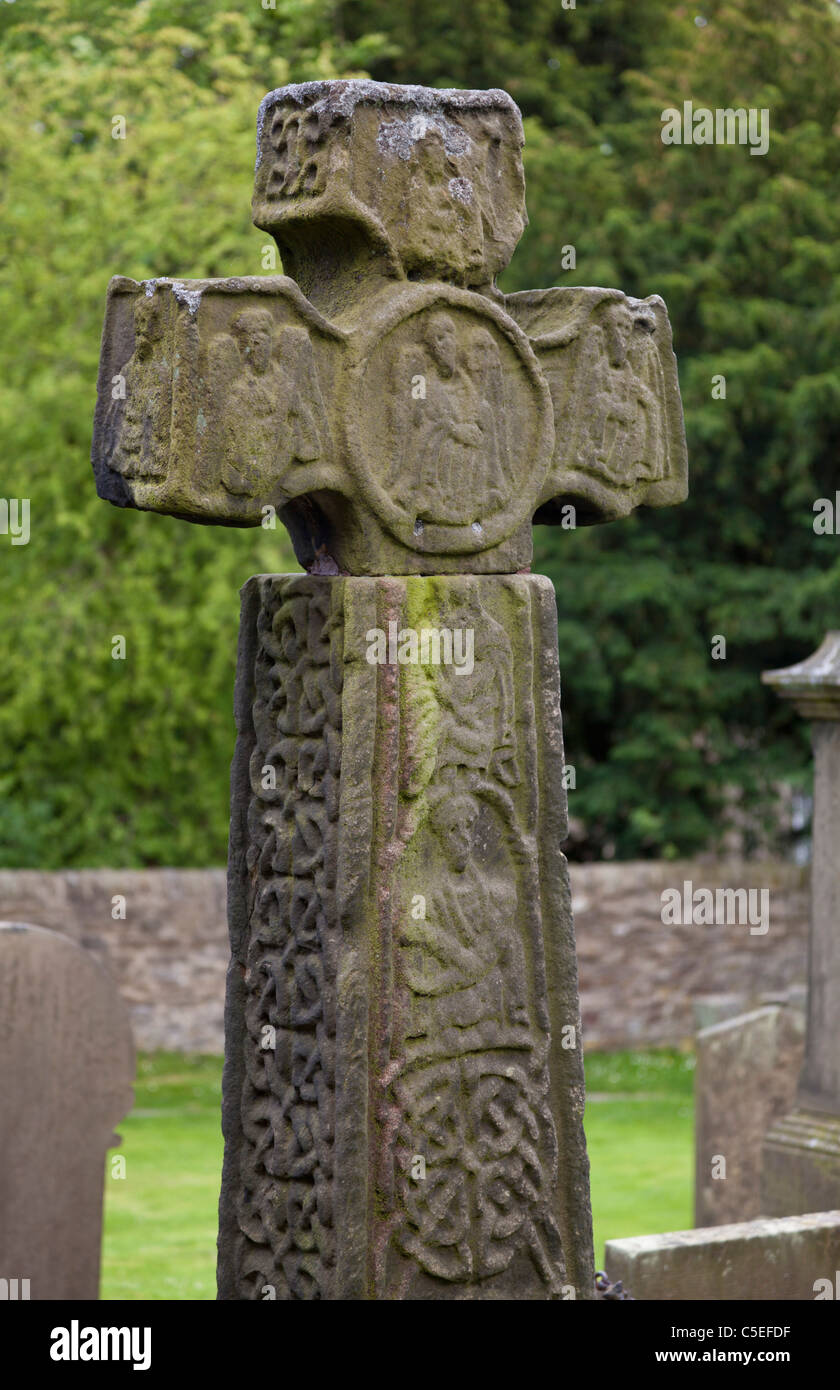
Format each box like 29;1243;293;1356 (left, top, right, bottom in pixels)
1;0;837;865
0;0;390;867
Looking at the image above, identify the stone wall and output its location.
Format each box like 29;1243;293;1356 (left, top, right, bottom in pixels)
572;860;808;1050
0;859;808;1053
0;870;228;1054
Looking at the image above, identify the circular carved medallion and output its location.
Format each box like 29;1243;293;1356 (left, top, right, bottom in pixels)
342;284;554;555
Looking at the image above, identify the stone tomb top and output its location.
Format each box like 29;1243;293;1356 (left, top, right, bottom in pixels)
763;631;840;721
92;80;688;575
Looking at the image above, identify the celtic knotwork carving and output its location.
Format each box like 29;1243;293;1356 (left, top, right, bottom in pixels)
234;578;342;1301
390;1053;561;1288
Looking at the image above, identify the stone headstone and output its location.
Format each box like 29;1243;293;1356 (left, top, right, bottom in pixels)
761;634;840;1215
695;1004;804;1227
0;923;134;1300
91;79;689;1299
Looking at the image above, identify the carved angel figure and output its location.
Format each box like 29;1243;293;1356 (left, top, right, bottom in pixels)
572;300;666;486
208;309;329;498
106;293;172;479
432;585;519;788
399;790;530;1044
388;312;509;525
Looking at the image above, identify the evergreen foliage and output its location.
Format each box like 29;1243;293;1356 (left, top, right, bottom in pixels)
1;0;837;865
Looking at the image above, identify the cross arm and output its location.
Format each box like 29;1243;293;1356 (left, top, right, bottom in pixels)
505;286;688;525
92;274;347;529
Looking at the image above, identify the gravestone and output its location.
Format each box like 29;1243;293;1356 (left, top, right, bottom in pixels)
760;633;840;1215
605;1210;840;1301
694;1003;804;1227
91;80;688;1299
0;922;134;1300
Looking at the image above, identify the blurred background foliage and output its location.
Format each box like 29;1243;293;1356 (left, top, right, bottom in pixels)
1;0;838;867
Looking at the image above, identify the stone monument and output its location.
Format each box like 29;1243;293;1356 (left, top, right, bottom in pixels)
0;923;134;1300
695;1003;804;1227
761;633;840;1215
91;80;688;1299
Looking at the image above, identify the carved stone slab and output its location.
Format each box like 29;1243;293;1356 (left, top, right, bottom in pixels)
0;923;134;1300
217;573;593;1299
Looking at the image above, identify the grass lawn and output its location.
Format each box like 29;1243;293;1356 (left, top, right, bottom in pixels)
101;1053;224;1300
585;1048;695;1268
101;1047;695;1298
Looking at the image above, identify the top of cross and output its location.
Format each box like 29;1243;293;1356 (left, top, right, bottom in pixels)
92;80;688;576
252;80;526;308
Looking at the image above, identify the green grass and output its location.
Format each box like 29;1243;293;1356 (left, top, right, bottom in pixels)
101;1047;694;1298
101;1053;224;1301
585;1048;696;1268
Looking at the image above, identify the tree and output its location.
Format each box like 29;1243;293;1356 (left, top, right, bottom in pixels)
1;0;837;865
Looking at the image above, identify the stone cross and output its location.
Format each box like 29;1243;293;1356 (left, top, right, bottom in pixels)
761;633;840;1215
91;80;688;1300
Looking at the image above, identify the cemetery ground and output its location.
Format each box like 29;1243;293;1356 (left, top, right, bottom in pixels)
101;1048;694;1300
